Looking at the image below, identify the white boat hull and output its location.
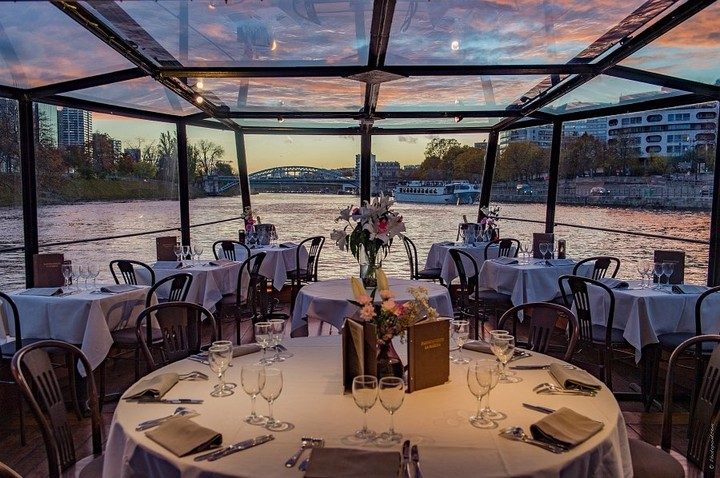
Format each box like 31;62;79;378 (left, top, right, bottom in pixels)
394;192;478;205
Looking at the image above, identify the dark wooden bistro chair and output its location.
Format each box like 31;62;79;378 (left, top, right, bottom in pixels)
217;252;267;344
12;340;104;478
288;236;325;312
483;238;520;260
402;235;443;284
573;256;621;280
109;259;155;286
213;240;251;262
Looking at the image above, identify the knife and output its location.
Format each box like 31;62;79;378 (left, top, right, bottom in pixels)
137;398;204;404
522;403;556;414
401;440;411;478
411;445;423;478
510;364;551;370
195;435;274;462
187;356;233;367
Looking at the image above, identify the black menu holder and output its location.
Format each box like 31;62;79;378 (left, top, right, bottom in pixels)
33;253;65;287
342;319;377;392
156;236;178;261
406;318;450;393
533;233;554;258
653;250;685;284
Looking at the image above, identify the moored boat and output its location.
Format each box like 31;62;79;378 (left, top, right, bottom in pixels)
393;181;480;204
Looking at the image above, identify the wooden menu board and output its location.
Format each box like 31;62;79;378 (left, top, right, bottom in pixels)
653;250;685;284
156;236;178;261
342;319;378;392
533;233;554;259
33;253;65;287
406;318;450;393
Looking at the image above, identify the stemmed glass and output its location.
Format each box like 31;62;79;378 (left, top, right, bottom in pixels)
478;359;506;420
70;265;80;292
490;333;520;383
260;367;289;431
78;265;90;291
209;343;233;397
61;264;72;288
212;340;237;391
636;261;646;288
270;228;278;247
451;320;470;364
352;375;378;440
662;262;675;290
520;242;531;264
241;364;267;425
182;245;192;262
547;242;555;260
88;263;100;291
174;244;183;262
539;243;548;261
653;262;664;290
193;244;204;265
254;322;274;365
377;377;405;444
467;362;493;428
269;319;287;362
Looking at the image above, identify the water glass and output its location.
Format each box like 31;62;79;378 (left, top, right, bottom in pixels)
209;344;233;397
212;340;237;391
182;245;191;261
478;359;505;420
377;377;405;444
352;375;378;440
451;320;470;364
467;362;493;428
61;264;72;288
254;322;274;365
88;263;100;291
269;319;287;362
662;262;675;290
490;333;520;383
260;367;288;431
241;364;267;425
193;244;204;264
653;262;664;289
539;242;548;260
636;262;645;288
174;244;182;262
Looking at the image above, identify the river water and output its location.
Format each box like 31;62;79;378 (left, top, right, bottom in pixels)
0;194;711;290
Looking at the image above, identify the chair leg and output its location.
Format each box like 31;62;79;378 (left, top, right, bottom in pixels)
235;314;242;345
641;344;662;412
97;360;106;411
603;348;614;391
133;347;140;381
18;387;25;447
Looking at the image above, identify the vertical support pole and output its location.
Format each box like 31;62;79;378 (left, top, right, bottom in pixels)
545;120;563;234
176;121;191;246
19;97;38;288
707;120;720;286
360;122;372;204
235;130;252;210
478;130;499;220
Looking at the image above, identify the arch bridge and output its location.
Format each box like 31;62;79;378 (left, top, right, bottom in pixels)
203;166;358;195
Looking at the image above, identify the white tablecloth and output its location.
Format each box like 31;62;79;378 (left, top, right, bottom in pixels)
140;262;242;312
477;260;592;306
584;281;720;361
290;278;454;337
1;286;150;372
425;242;503;284
103;336;632;478
238;245;308;291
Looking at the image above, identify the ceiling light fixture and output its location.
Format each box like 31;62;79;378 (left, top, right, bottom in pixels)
195;95;204;105
450;40;460;51
196;80;204;90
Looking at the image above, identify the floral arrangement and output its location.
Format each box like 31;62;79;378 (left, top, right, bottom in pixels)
241;206;258;233
330;195;405;284
479;205;500;240
349;269;438;344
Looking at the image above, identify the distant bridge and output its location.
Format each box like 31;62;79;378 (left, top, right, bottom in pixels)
202;166;358;195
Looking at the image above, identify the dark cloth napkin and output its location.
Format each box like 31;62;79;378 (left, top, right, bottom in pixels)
545;259;575;267
233;344;261;357
672;284;709;294
146;418;222;457
549;363;601;391
209;258;232;266
18;287;63;297
463;341;493;354
494;257;518;265
125;373;179;400
530;407;604;448
280;242;298;248
101;284;141;293
304;448;401;478
153;261;182;270
598;278;629;289
438;241;454;246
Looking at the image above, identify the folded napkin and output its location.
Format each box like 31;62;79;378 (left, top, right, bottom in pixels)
545;259;575;267
146;418;222;457
494;257;518;265
18;287;63;297
280;242;298;248
304;448;401;478
598;277;629;289
438;241;454;246
549;363;601;391
463;341;493;354
153;261;182;270
125;373;179;400
233;344;261;357
101;284;141;293
530;407;604;448
209;258;232;266
672;284;709;295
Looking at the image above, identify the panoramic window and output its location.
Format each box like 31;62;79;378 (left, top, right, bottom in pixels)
0;98;23;290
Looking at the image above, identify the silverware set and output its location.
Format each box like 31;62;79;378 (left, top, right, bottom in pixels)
135;407;197;431
401;440;423;478
510;363;576;371
285;436;322;468
194;434;275;462
298;438;324;471
499;427;567;454
178;371;209;381
533;382;597;396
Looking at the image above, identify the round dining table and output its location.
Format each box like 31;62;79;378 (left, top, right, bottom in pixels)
290;278;454;337
103;336;632;478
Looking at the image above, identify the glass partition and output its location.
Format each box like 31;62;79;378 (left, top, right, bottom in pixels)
0;98;23;290
35;106;181;284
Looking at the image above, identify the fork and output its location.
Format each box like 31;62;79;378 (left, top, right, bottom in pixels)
298;438;324;471
285;437;316;468
533;382;597;396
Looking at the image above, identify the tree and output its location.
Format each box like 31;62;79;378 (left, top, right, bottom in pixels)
156;131;177;181
424;138;461;162
495;141;548;181
560;133;609;179
0;99;19;174
195;139;225;176
214;161;234;176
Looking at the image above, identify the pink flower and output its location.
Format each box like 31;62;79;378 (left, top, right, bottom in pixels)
377;218;389;234
360;304;376;320
358;293;372;305
379;290;395;300
381;300;397;312
352;207;361;216
394;303;406;315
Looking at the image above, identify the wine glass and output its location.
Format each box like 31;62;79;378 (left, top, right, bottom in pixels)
491;333;520;383
520;242;530;264
61;264;72;288
539;242;548;261
70;264;80;292
547;242;555;260
377;377;405;444
653;262;664;290
451;320;470;364
193;244;204;265
174;244;182;262
636;261;646;288
270;228;279;247
212;340;237;391
269;319;287;363
352;375;378;440
88;263;100;291
662;262;675;290
241;364;267;425
260;367;288;431
478;359;506;421
209;344;233;397
182;245;191;262
467;362;493;428
254;322;273;365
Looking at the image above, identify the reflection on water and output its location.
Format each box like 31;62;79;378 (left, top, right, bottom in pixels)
0;194;711;291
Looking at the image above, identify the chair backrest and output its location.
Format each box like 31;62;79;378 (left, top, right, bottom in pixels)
297;236;325;281
233;252;267;306
110;259;156;286
695;285;720;335
402;236;419;280
661;334;720;476
448;249;478;309
0;291;22;349
558;275;615;345
146;272;193;308
0;461;21;478
11;341;102;478
497;302;579;361
484;238;520;260
573;256;620;280
213;240;250;262
135;302;217;371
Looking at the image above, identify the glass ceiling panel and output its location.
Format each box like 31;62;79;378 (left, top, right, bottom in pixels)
61;77;200;116
203;77;363;112
0;2;133;88
387;0;647;65
377;75;545;111
374;118;499;129
234;118;359;129
620;2;720;85
542;75;685;114
83;0;372;67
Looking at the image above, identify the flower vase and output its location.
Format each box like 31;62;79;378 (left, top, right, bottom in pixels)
360;261;377;289
377;339;404;379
